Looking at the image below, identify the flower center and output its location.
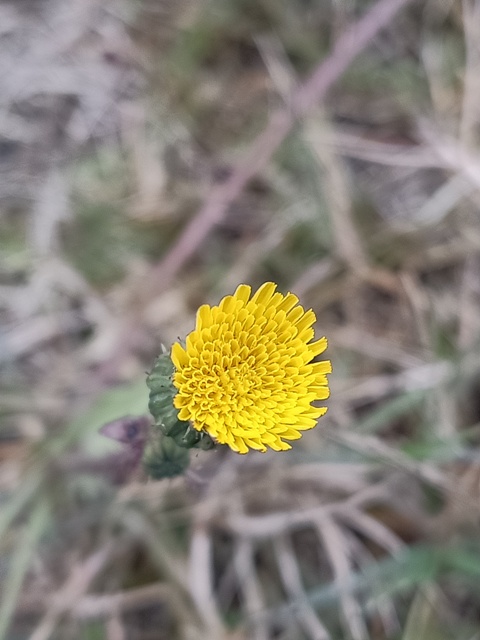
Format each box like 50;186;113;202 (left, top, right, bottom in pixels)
203;357;257;410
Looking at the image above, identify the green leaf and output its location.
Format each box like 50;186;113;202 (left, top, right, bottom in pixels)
64;378;149;456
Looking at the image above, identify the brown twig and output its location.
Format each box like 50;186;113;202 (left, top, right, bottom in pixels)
148;0;416;292
28;544;113;640
99;0;416;381
19;583;188;621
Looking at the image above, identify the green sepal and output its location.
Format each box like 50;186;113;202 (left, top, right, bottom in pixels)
146;354;174;392
178;426;201;448
143;434;190;479
198;433;215;450
148;391;176;422
177;427;215;451
146;374;173;394
146;350;218;457
147;353;179;429
158;417;189;440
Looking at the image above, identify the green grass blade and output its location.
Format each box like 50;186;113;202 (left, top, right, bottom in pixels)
402;586;448;640
0;500;50;640
0;474;40;543
355;389;427;434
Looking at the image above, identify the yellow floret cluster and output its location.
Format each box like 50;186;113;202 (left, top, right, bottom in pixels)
171;282;331;454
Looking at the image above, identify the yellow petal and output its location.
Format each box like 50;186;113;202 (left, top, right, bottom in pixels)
310;359;332;375
233;284;252;303
251;282;277;305
277;292;299;313
197;304;212;329
171;342;188;369
294;309;316;332
308;337;328;357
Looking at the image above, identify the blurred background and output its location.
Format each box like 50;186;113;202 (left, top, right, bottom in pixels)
2;0;480;638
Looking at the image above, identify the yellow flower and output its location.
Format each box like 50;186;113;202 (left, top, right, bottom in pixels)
171;282;331;454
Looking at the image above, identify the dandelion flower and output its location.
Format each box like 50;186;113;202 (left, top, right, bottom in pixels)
171;282;331;454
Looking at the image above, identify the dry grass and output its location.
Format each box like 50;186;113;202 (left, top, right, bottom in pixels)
2;0;480;638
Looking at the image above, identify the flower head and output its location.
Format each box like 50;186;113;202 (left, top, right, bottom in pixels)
171;282;331;454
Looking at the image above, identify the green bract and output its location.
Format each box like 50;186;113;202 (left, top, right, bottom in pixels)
144;352;215;479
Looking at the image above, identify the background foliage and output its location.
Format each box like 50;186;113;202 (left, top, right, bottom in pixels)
2;0;480;638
